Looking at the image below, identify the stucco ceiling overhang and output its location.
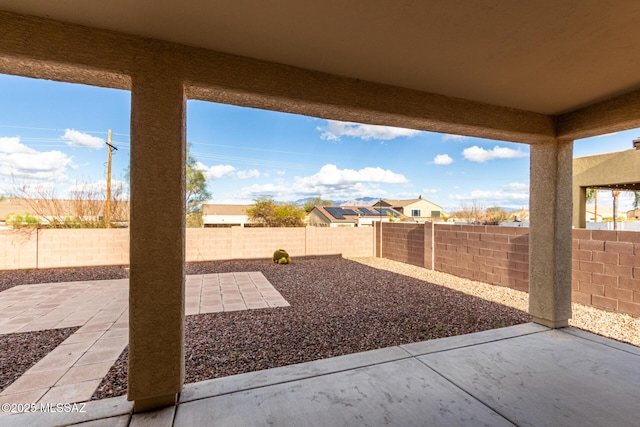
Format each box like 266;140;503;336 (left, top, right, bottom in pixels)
1;1;640;134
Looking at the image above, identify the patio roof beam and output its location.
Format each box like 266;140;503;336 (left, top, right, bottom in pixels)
556;89;640;140
0;10;555;145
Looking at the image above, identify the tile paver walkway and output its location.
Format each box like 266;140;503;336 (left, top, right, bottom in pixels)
0;272;288;416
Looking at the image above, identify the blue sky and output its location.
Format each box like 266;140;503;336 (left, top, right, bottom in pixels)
0;74;638;212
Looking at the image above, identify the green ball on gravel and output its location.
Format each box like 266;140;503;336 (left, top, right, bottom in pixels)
273;249;291;264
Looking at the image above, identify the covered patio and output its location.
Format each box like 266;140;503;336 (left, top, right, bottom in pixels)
1;1;640;423
5;324;640;426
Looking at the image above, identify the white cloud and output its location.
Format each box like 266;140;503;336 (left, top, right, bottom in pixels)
422;188;439;194
1;136;38;154
236;169;260;179
0;136;73;181
195;163;260;180
206;165;236;180
238;163;408;202
317;120;421;142
433;154;454;165
67;179;128;196
296;164;407;186
194;162;236;180
448;181;530;209
462;145;528;162
442;134;469;141
503;182;529;191
276;170;286;175
62;129;104;149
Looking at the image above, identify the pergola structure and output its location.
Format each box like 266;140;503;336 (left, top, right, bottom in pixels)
573;148;640;228
1;1;640;412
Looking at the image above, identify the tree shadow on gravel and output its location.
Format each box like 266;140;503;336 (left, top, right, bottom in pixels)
93;257;531;400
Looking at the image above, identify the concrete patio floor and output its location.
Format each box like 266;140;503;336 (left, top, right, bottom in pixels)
3;322;639;427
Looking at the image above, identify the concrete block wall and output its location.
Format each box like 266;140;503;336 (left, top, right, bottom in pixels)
0;226;375;270
376;222;433;269
233;228;307;259
571;229;640;317
2;224;638;317
305;227;375;257
0;229;38;270
434;224;530;292
185;228;232;262
0;229;130;270
377;223;640;317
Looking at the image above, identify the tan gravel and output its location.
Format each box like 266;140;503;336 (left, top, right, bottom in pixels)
348;257;640;347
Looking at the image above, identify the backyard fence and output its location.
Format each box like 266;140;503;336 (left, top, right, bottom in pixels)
0;227;375;270
375;222;640;317
2;223;638;317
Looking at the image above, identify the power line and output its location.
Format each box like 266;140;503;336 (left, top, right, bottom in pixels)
189;141;325;157
0;124;130;137
191;151;313;170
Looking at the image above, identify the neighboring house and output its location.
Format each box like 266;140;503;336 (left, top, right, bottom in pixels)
309;206;402;227
510;209;530;223
0;198;30;227
626;208;640;220
375;195;444;222
586;206;614;222
202;204;251;227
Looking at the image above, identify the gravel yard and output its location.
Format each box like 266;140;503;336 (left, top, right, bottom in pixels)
0;327;78;392
1;256;638;401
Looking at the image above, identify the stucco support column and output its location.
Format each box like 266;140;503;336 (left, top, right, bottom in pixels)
529;139;573;328
128;73;186;412
574;185;587;228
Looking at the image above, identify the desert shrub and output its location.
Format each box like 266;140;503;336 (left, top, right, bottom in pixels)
6;213;40;229
273;249;291;264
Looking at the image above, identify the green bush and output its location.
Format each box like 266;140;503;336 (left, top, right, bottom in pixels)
273;249;291;264
6;213;40;229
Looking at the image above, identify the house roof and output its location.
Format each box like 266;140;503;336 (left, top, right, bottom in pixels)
0;197;130;221
314;206;402;223
380;197;443;210
202;204;250;216
2;2;640;139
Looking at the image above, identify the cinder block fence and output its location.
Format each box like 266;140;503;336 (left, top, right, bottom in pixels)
1;224;638;317
376;222;640;317
0;227;375;270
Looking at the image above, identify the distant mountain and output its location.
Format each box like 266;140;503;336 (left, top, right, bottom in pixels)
292;197;317;207
338;197;379;206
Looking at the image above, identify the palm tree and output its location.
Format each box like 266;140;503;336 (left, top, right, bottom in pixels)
612;190;620;230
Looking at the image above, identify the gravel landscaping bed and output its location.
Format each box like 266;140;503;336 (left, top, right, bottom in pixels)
0;265;129;293
0;327;79;392
92;256;531;399
353;257;640;347
1;256;638;402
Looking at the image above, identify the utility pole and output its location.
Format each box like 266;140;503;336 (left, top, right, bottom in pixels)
105;129;117;228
